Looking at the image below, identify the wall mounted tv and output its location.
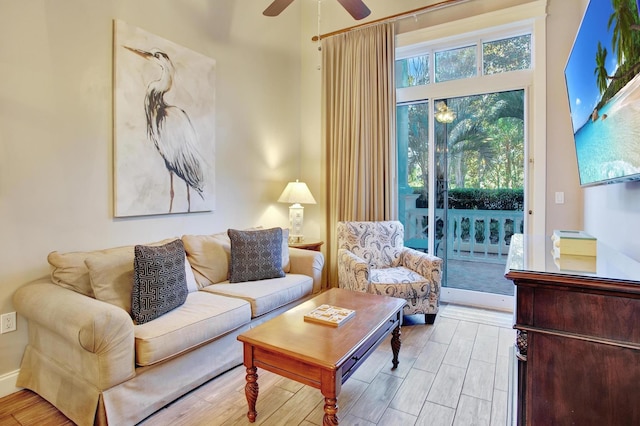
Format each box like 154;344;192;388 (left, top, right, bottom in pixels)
564;0;640;186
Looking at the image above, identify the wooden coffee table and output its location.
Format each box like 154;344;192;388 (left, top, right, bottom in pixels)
237;288;406;425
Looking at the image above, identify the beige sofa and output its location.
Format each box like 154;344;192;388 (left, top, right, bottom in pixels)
13;228;324;426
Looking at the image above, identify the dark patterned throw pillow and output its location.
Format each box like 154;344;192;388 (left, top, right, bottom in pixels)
228;228;285;283
132;239;188;324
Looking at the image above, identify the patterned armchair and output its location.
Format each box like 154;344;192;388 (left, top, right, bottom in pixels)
337;221;443;324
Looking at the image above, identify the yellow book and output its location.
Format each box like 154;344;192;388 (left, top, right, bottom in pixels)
551;230;597;257
304;304;355;327
552;249;597;273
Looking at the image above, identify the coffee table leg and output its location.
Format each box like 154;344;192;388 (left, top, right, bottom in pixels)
245;366;259;422
391;324;401;369
323;397;339;425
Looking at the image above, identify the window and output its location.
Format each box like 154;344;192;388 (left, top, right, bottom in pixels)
396;54;430;88
483;34;532;75
395;33;532;86
435;45;477;82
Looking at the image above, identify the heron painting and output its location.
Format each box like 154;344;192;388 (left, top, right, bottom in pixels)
113;20;216;217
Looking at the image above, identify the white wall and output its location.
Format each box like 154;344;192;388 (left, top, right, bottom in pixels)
584;182;640;261
0;0;301;381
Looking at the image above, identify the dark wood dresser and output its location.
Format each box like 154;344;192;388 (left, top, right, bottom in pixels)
505;234;640;425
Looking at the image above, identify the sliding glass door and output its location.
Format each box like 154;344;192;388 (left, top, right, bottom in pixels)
395;15;543;310
398;90;525;308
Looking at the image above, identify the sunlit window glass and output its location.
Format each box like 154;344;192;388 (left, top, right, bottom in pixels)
396;55;430;88
435;45;477;83
483;34;531;75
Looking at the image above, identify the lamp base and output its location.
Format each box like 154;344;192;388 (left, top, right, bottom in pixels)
289;234;305;244
289;204;305;242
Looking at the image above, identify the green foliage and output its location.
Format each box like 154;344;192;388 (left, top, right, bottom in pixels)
449;188;523;210
594;41;610;95
411;187;524;211
435;45;477;82
396;55;429;88
443;90;525;190
483;34;531;75
596;0;640;106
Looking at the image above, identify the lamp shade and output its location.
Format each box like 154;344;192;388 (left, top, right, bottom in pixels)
277;180;316;205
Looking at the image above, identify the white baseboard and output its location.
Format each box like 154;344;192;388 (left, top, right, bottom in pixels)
441;287;514;312
0;369;21;398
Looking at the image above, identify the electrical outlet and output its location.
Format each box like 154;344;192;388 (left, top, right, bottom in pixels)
1;312;16;334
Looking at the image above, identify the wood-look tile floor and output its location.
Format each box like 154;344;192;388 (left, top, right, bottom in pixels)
0;305;515;426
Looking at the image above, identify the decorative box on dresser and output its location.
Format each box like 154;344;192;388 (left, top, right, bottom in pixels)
505;234;640;425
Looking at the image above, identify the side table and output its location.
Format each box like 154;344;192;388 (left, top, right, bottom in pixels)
288;240;324;251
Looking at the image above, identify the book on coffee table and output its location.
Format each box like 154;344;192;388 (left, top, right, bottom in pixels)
304;304;356;327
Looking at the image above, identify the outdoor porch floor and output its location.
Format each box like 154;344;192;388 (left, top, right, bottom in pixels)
446;259;514;296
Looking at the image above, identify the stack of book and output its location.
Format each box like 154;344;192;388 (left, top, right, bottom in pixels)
304;304;355;327
551;230;597;273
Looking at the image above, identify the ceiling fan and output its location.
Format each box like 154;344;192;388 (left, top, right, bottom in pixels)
263;0;371;20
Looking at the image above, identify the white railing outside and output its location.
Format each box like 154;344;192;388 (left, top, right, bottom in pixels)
404;205;524;264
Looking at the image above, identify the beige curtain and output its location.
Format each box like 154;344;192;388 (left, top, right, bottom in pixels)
322;22;397;288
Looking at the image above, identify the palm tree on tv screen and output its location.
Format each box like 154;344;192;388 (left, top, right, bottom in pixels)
594;41;611;95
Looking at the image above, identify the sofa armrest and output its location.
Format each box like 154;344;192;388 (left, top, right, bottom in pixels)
337;249;370;293
401;248;443;304
288;248;324;293
13;280;136;390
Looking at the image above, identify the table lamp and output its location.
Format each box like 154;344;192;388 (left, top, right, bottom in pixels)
278;180;316;243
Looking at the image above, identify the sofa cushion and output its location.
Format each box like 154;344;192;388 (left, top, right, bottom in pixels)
280;228;291;273
84;239;182;315
239;226;291;274
201;273;313;317
182;234;230;287
132;239;189;325
370;266;430;297
233;227;291;273
184;257;198;293
228;228;285;283
48;251;97;298
134;291;251;366
48;238;176;298
183;228;291;288
337;221;404;269
85;248;137;314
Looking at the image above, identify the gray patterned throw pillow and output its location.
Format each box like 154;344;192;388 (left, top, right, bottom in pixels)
228;228;285;283
132;239;188;324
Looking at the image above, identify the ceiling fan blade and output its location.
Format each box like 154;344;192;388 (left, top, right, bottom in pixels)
263;0;296;17
337;0;371;20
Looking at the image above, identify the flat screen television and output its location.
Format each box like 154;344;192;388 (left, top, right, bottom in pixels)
564;0;640;186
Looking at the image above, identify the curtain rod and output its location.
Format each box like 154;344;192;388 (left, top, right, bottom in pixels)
311;0;472;41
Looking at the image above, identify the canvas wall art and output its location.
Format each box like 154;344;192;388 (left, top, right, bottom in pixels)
114;19;216;216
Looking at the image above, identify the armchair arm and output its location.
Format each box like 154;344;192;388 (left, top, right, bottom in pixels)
401;248;443;308
337;248;370;293
288;248;325;293
13;280;136;390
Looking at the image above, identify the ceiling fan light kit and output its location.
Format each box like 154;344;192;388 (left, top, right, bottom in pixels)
263;0;371;20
